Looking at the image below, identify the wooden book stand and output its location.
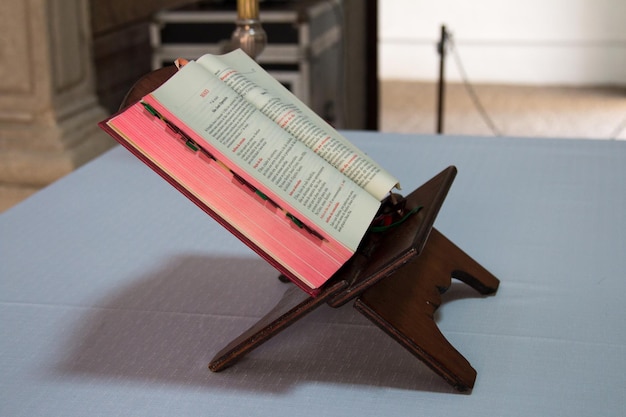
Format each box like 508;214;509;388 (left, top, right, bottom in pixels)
120;67;500;392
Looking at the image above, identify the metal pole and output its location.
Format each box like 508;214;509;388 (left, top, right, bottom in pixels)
436;25;447;134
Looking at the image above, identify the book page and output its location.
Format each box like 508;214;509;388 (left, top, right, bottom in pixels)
148;62;380;252
196;50;400;201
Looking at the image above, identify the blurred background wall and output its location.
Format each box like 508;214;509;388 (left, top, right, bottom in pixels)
379;0;626;86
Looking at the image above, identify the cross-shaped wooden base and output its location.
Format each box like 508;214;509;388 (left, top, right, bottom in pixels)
208;167;499;392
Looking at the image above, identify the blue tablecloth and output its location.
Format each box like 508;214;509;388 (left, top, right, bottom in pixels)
2;132;625;416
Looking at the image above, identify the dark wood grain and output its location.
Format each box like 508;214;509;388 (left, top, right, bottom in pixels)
209;280;347;372
355;228;499;392
328;166;457;307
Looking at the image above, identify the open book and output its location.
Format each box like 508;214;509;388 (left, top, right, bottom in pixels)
100;49;399;295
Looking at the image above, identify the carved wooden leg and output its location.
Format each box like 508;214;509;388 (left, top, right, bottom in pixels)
209;280;347;372
354;228;499;392
424;228;500;295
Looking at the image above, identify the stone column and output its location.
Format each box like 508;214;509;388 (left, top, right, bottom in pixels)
0;0;115;211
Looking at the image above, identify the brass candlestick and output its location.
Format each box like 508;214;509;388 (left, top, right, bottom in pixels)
231;0;267;59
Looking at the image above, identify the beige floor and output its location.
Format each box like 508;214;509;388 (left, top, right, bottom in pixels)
380;81;626;140
2;81;625;213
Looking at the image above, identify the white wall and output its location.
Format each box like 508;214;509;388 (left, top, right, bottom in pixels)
378;0;626;85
